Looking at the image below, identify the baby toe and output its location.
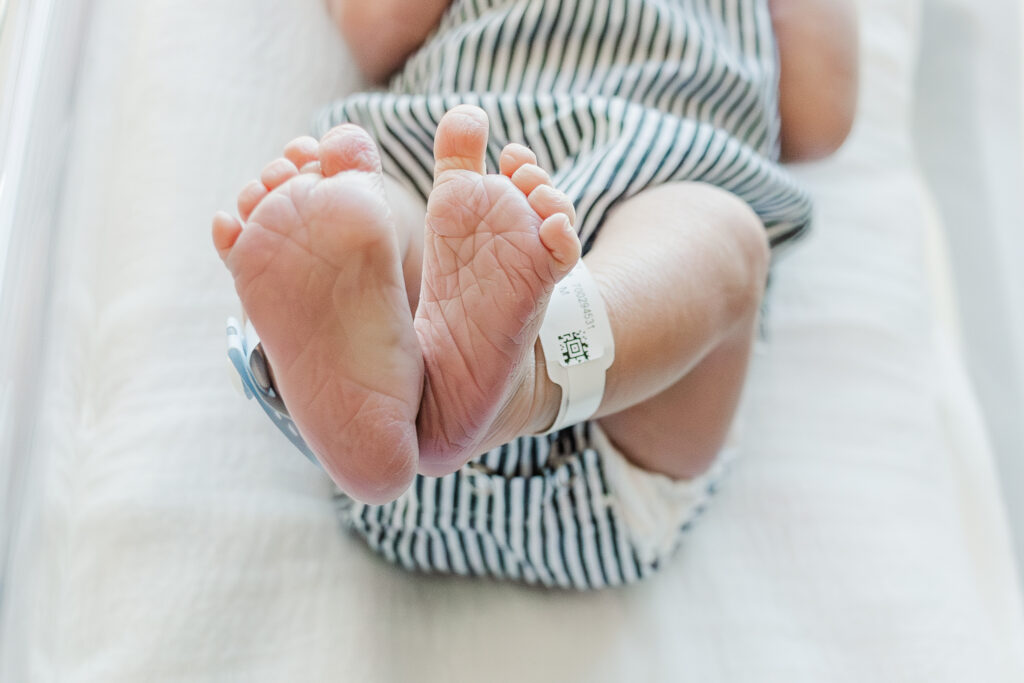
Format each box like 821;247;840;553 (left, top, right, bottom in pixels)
538;213;581;270
260;158;299;191
319;124;383;176
211;211;243;262
237;179;268;221
528;184;576;225
510;163;553;197
283;136;319;170
433;105;490;178
499;143;538;177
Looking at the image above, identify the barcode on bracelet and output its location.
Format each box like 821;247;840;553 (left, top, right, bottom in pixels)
558;331;590;365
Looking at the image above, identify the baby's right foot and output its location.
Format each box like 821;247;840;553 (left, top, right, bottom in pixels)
415;106;582;474
212;126;423;504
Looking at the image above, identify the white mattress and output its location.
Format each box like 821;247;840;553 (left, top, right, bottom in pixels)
3;0;1024;680
911;0;1024;570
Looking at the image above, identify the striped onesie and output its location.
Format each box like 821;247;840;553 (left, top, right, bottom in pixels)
246;0;811;589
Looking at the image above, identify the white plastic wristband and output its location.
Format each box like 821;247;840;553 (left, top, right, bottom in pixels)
537;260;615;433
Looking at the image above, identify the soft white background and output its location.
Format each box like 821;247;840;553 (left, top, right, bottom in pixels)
911;0;1024;576
0;0;1022;680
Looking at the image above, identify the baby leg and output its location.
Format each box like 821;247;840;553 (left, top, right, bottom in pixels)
585;182;769;479
414;129;768;482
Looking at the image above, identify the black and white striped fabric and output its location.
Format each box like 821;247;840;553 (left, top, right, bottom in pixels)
333;422;722;589
314;0;811;589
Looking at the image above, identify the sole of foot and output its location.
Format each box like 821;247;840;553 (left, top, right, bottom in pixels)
212;125;423;504
414;104;581;475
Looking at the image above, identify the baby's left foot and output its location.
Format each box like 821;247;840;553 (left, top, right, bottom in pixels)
212;127;423;504
415;106;582;474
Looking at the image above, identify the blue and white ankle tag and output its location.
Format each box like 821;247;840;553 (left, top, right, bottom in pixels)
226;317;319;466
537;261;615;433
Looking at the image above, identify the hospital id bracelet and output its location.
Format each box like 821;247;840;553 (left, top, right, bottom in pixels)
537;260;615;433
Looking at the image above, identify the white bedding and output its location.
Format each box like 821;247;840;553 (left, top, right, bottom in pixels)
4;0;1024;680
912;0;1024;573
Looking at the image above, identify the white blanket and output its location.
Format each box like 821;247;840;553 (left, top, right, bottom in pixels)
5;0;1024;680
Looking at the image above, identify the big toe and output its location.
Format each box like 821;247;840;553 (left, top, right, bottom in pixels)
319;124;384;177
433;104;490;179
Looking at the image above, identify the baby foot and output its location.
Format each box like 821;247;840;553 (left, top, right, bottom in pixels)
415;105;582;475
212;126;423;504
